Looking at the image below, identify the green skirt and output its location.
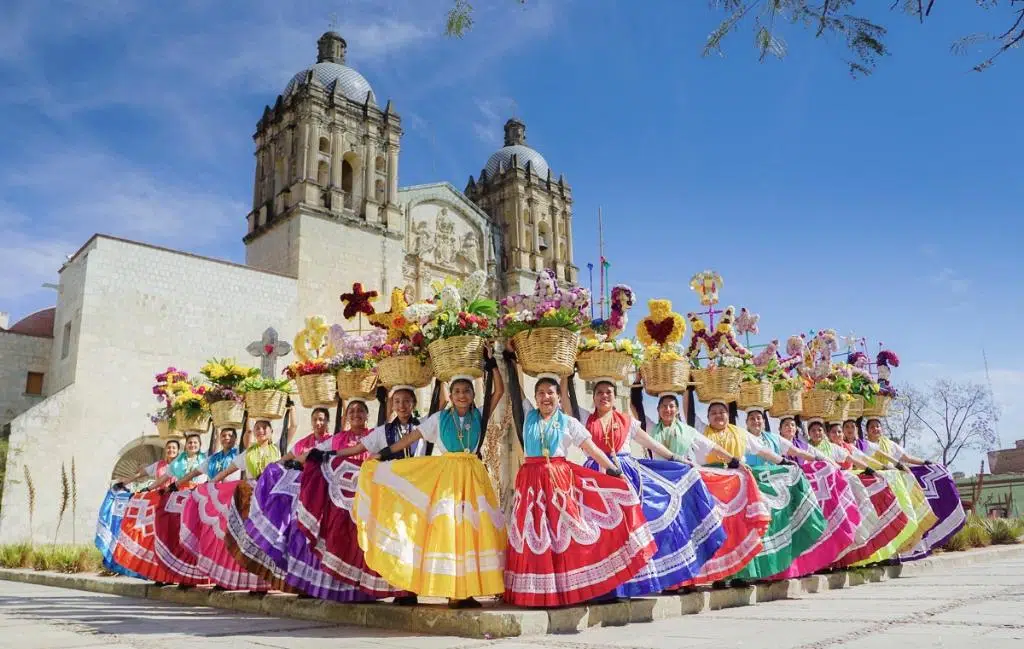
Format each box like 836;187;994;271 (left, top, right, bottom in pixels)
733;465;826;580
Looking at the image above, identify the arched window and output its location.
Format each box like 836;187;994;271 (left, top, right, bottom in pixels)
317;160;329;187
341;160;354;193
319;136;330;154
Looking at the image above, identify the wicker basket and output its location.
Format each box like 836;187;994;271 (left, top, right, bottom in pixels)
296;373;338;408
848;395;865;419
576;349;635;382
375;355;434;389
174;410;210;434
737;380;774;409
640;358;691;396
155;419;175;440
210;400;245;429
511;328;580;377
768;389;803;418
427;335;486;382
244;389;287;420
695;367;743;403
862;395;892;418
336;368;379;400
803;389;851;421
690;368;707;391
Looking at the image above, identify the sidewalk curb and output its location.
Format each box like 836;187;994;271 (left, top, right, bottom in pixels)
2;544;1022;638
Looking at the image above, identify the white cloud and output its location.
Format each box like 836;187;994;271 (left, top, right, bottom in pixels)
933;267;970;296
472;97;517;147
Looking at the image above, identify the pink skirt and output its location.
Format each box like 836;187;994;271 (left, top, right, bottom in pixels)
180;482;269;590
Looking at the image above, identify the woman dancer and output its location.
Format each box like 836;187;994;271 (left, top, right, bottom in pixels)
646;392;770;588
573;380;725;596
339;356;506;608
117;439;180;487
503;372;655;608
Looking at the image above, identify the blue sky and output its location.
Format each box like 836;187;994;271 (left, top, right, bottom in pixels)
2;1;1021;471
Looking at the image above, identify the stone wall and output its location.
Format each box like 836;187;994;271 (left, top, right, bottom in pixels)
0;236;299;544
0;332;51;429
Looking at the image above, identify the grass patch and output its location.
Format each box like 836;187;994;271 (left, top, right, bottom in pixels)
0;544;102;573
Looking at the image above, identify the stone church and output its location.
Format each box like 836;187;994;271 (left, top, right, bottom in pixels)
0;31;579;543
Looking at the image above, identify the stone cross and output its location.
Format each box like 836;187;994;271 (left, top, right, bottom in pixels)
247;327;292;378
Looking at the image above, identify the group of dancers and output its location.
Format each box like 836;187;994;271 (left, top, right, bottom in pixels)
96;349;966;609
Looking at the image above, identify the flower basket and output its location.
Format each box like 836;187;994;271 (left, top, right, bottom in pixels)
737;380;774;410
848;395;865;419
296;373;338;408
576;349;634;382
769;389;803;418
175;410;210;434
427;335;486;382
336;368;379;400
512;328;580;378
690;368;707;390
244;389;287;420
803;389;851;421
210;400;244;429
640;358;690;396
862;395;892;418
695;367;743;404
376;355;434;389
155;419;175;440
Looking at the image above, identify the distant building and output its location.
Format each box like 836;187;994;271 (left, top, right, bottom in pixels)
954;439;1024;518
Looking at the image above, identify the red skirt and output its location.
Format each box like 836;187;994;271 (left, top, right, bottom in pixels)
113;491;177;583
295;457;403;598
182;482;269;591
154;489;209;586
676;467;771;586
504;457;656;608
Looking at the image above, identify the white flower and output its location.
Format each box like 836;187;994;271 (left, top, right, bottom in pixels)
440;286;461;311
462;270;487;302
721;354;743;368
404;302;438;324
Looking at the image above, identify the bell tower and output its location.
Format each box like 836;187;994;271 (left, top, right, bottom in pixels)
466;118;577;295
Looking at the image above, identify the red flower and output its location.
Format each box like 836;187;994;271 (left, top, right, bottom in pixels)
411;332;425;346
264;344;274;354
340;283;379;320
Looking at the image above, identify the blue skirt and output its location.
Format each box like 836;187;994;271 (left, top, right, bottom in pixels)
584;454;726;596
95;488;143;578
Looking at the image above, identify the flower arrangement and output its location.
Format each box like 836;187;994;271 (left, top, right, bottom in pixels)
636;299;687;361
152;367;188;403
498;269;590;338
579;335;644;365
876;349;900;397
237;376;294;393
368;338;428;364
167;379;210;431
812;364;855;400
199;357;257;404
404;270;497;343
772;374;804;392
366;287;429;364
285;316;336;379
587;284;635;339
330;327;387;371
238;375;293;420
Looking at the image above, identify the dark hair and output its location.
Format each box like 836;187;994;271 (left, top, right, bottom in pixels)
391;387;418;405
254;419;272;429
534;377;559;394
657;394;679;409
866;417;882;427
707;401;729;414
449;378;475;394
312;407;331;421
345;400;369;414
184;433;202;444
808;420;825;432
843;419;857;426
165;439;180;450
780;416;796;427
593;380;617;396
220;427;237;436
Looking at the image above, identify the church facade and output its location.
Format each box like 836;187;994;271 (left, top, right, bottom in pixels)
0;31;578;543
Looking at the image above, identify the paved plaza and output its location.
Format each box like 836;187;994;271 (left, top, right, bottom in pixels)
0;556;1021;649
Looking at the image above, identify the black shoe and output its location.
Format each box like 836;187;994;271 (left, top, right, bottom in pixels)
394;595;418;606
447;597;482;609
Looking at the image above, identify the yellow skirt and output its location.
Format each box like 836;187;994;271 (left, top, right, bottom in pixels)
353;453;506;599
896;472;938;553
851;469;922;566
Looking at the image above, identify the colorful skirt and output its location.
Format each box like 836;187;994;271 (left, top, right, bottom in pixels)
732;465;827;581
154;490;208;585
95;488;143;578
677;467;771;586
505;457;656;607
901;464;967;560
354;453;506;600
232;463;374;601
769;461;858;579
181;482;268;590
835;471;909;566
849;470;923;566
582;454;726;596
296;457;404;598
112;491;176;583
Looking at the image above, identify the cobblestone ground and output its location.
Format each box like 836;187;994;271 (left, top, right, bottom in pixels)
0;557;1021;649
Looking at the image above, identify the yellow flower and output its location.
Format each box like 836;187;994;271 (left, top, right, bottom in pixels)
622;340;634;353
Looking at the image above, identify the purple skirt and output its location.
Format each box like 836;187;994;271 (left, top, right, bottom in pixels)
900;464;967;560
243;463;372;602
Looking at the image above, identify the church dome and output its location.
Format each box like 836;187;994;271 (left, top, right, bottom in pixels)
483;118;551;178
283;32;376;105
485;145;549;177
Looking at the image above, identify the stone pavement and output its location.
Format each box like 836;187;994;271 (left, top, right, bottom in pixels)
0;555;1022;649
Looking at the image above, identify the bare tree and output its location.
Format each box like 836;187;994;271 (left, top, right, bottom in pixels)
914;379;1000;467
884;382;927;451
445;1;1024;76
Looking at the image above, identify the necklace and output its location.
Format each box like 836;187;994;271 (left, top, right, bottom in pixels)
453;408;474;452
538;410;560;458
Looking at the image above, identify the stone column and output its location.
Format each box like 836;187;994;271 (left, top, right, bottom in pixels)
331;131;343;187
298;123;310;180
363;141;374;204
387;148;399;204
306;123;319;180
564;211;574;265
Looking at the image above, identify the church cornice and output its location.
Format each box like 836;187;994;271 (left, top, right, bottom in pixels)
243;204;402;245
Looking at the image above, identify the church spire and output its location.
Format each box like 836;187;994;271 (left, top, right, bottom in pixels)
503;118;526;146
317;31;347;64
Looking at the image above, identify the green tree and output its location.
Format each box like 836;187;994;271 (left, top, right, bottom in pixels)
445;1;1024;76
